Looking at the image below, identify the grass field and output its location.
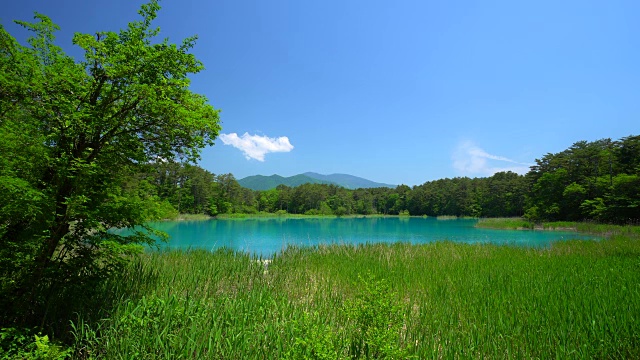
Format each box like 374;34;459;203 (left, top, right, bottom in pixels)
67;225;640;359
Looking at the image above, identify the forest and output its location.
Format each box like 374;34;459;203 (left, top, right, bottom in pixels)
138;134;640;223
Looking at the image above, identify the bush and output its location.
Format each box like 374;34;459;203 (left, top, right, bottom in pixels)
0;327;71;359
284;272;412;359
334;207;348;217
345;273;412;359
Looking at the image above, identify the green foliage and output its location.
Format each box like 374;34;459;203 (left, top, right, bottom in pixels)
398;209;410;217
344;273;412;359
0;0;220;337
133;163;538;219
476;218;534;230
57;233;640;358
1;327;71;359
526;136;640;223
238;174;337;190
580;197;607;220
159;169;529;219
334;206;348;216
284;311;341;360
193;135;640;223
523;205;540;222
284;273;412;360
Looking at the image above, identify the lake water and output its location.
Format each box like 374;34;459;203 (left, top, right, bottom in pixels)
119;217;599;256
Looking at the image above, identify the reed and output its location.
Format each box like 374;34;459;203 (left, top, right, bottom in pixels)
476;217;534;229
71;232;640;358
436;215;458;220
173;213;212;221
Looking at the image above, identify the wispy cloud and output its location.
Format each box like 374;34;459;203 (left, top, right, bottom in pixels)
219;132;294;161
452;141;532;176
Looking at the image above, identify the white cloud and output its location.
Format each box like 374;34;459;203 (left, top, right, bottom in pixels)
219;132;294;161
452;141;532;176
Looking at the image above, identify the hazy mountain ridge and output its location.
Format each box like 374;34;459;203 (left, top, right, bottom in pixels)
237;174;336;190
303;172;395;189
239;172;395;190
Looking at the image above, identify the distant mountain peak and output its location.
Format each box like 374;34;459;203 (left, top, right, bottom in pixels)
238;172;395;190
303;172;395;189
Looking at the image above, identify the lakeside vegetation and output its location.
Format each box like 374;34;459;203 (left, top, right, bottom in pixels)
477;217;640;236
134;134;640;226
11;230;638;358
2;1;640;358
215;212;395;220
172;213;213;221
476;218;536;230
3;220;639;358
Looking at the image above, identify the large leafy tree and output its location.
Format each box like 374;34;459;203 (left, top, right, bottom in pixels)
0;1;220;326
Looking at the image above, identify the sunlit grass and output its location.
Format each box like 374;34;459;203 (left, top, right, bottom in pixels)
436;215;458;220
217;212;403;220
71;232;640;358
476;217;534;229
173;213;212;221
477;218;640;237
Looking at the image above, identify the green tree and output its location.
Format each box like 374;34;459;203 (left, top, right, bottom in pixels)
604;174;640;221
0;1;220;329
258;188;280;213
615;135;640;174
214;173;243;213
562;182;588;220
525;136;640;223
481;171;527;217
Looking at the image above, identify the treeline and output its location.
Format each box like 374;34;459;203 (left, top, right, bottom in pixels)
130;162;255;216
137;135;640;223
135;165;527;218
525;135;640;222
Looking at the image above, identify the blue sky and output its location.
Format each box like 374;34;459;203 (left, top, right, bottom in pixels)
3;0;639;186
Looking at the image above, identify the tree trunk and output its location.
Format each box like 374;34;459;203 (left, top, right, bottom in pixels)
28;178;72;295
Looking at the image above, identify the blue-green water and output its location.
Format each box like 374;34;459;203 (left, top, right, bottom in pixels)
115;217;599;256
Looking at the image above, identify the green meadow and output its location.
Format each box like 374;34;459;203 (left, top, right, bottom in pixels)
61;223;640;359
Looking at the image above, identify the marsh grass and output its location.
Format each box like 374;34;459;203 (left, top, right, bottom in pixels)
173;213;213;221
216;212;393;220
477;218;640;237
70;234;640;359
476;217;535;229
436;215;458;220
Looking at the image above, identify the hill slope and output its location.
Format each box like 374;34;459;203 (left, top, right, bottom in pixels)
238;173;395;190
238;174;336;190
303;172;395;189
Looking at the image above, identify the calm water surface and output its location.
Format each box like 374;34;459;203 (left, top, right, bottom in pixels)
120;217;599;256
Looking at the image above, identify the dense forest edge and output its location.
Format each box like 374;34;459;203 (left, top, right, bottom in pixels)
140;133;640;224
1;1;639;358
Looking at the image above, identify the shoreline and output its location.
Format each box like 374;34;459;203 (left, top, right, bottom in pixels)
168;213;484;221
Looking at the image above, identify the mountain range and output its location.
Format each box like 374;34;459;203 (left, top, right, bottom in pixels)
238;172;395;191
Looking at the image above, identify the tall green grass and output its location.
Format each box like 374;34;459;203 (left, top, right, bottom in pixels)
173;213;212;221
436;215;458;220
216;212;393;220
476;217;534;229
69;231;640;359
477;218;640;238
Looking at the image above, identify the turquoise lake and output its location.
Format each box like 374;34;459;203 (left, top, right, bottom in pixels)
120;217;599;257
